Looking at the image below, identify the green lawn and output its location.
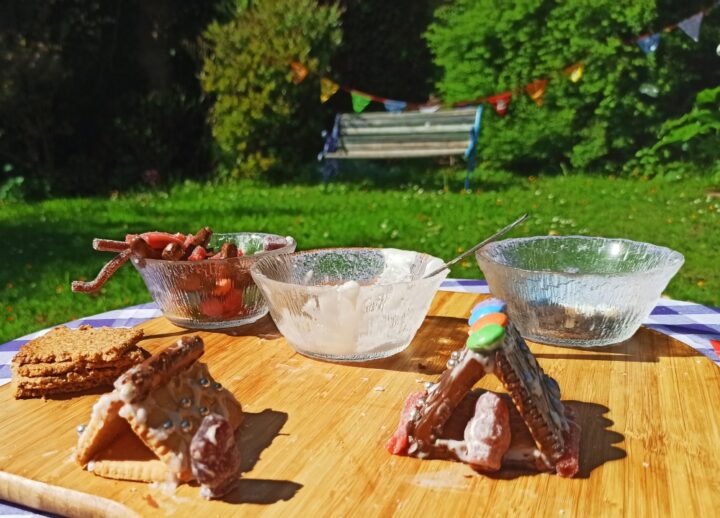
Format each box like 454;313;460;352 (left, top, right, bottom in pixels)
1;168;718;344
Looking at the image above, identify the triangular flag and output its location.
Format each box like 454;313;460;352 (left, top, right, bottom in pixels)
290;62;309;84
383;99;407;112
525;79;548;107
487;93;511;117
351;91;372;113
637;33;661;54
320;78;339;103
564;63;584;83
678;12;703;43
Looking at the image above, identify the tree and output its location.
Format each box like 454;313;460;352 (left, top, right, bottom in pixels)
425;0;720;173
201;0;342;179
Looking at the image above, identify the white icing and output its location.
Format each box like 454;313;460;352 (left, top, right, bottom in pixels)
206;423;220;446
149;480;178;494
272;249;445;357
502;445;537;463
91;393;119;419
115;371;138;402
87;461;95;472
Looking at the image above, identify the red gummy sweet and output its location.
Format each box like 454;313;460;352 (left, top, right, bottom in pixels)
263;237;288;251
190;413;241;500
555;408;581;478
463;392;511;471
201;298;225;318
125;231;184;250
188;246;207;261
386;392;424;455
222;290;244;317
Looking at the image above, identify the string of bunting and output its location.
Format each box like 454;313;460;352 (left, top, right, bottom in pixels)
291;3;718;116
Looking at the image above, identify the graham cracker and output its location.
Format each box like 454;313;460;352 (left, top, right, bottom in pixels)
13;325;144;365
16;348;148;377
12;369;122;399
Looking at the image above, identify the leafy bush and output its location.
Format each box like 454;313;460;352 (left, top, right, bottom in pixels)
628;86;720;179
425;0;720;173
200;0;342;180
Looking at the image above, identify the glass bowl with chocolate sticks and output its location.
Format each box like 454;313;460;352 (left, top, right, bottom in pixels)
73;229;296;329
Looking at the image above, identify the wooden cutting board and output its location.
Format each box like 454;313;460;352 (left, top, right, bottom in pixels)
1;291;719;517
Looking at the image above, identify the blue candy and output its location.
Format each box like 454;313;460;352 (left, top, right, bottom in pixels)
471;297;506;313
469;299;507;326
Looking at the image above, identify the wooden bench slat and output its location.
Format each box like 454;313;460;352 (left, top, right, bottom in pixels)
326;148;466;158
343;124;472;135
341;117;475;129
341;134;470;145
340;141;468;151
339;108;477;123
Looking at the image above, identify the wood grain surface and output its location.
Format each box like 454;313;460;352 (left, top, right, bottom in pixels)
1;291;719;517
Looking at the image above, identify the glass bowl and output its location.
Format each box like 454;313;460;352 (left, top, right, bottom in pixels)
250;248;448;361
475;236;684;347
131;232;296;329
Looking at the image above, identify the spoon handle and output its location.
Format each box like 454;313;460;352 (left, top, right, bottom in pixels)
424;213;529;279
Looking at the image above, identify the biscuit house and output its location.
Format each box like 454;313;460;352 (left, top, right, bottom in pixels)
76;336;244;498
386;298;581;477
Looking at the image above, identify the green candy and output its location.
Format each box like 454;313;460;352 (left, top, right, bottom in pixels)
466;323;506;352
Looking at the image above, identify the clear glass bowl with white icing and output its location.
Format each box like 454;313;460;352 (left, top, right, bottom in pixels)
250;248;448;361
475;236;684;347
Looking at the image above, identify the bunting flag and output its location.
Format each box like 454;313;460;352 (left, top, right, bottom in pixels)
678;12;704;42
487;93;511;116
320;78;339;103
526;79;548;106
383;99;407;112
564;63;584;83
637;33;661;54
290;62;309;84
351;91;372;113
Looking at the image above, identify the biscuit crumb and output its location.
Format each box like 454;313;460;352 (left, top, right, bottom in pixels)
144;494;159;508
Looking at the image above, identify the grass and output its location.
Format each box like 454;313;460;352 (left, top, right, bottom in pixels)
1;166;718;344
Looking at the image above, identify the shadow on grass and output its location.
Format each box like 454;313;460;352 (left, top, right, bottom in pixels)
284;158;520;192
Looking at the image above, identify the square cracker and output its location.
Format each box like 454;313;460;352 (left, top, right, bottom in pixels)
12;325;144;365
15;348;148;377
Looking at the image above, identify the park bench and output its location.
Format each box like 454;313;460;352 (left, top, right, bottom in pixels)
319;106;483;189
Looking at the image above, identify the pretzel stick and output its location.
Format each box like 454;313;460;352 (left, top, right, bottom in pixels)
71;249;132;293
92;238;129;253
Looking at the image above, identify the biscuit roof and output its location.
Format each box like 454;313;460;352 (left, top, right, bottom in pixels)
76;336;243;484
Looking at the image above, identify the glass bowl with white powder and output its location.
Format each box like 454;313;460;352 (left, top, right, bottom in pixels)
250;248;448;361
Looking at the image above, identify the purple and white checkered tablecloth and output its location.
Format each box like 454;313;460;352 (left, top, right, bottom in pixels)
0;278;719;517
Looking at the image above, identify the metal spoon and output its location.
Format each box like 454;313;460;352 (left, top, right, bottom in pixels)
423;213;529;278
